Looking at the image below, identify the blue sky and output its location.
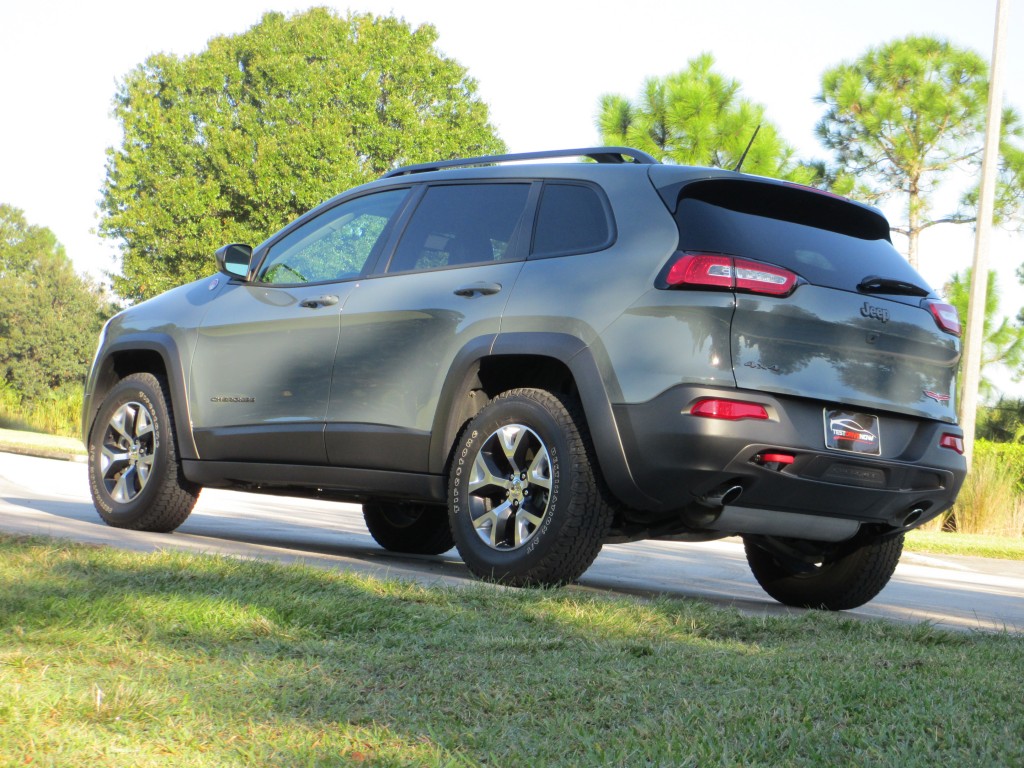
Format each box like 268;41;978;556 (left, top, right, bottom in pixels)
2;0;1022;390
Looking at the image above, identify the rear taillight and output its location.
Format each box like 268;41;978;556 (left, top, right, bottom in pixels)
662;252;798;297
939;433;965;455
690;398;770;421
926;300;961;337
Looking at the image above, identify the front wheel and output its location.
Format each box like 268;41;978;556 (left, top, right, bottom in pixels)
743;534;904;611
87;372;199;532
448;388;614;587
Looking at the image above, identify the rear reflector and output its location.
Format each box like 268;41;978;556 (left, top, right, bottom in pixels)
662;253;798;297
690;398;770;421
939;433;965;455
926;300;962;337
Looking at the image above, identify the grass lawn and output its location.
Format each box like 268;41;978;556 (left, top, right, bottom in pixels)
905;529;1024;561
1;535;1021;767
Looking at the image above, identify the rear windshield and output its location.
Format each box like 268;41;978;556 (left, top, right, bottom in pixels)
674;180;930;293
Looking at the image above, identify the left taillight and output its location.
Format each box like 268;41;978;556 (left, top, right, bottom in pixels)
660;252;799;297
690;398;770;421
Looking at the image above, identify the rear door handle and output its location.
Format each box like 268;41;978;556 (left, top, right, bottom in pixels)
454;282;502;298
299;294;340;308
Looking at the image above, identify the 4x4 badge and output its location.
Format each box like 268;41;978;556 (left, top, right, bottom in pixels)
923;390;950;404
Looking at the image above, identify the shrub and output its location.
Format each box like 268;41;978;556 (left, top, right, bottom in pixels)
943;441;1024;537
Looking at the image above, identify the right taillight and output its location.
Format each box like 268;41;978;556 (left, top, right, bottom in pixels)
661;252;799;297
926;300;961;336
939;433;964;454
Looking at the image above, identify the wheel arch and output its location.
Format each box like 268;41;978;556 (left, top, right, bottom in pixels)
428;332;660;510
83;335;198;460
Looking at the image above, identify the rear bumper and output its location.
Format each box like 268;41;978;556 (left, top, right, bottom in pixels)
613;385;967;531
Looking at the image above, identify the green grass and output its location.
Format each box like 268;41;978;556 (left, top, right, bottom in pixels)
905;530;1024;561
1;535;1022;767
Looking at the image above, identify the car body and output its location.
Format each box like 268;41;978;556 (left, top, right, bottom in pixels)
83;146;967;609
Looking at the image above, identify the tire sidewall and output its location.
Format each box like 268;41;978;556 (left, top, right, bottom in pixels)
449;394;573;579
88;374;171;526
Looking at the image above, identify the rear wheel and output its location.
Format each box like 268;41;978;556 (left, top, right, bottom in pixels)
362;502;454;555
448;388;614;587
743;534;904;610
87;372;199;532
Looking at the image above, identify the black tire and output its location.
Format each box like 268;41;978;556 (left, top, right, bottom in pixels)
87;372;200;532
743;534;904;611
448;388;614;587
362;502;455;555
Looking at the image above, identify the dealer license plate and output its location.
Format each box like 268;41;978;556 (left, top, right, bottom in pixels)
823;409;881;456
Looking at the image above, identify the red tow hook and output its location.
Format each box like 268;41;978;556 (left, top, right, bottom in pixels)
753;451;796;471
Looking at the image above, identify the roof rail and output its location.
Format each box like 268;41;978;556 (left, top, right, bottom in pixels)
382;146;659;178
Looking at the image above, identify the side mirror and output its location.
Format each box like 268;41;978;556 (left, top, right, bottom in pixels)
215;243;254;280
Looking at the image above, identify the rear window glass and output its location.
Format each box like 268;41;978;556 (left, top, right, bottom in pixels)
674;180;929;292
532;183;612;256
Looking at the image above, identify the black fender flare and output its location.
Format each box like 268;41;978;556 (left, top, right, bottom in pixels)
427;332;660;511
83;334;198;461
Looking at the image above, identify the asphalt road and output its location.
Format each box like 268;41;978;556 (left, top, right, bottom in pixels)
2;451;1022;633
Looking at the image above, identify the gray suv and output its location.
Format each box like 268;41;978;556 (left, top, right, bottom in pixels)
83;147;967;610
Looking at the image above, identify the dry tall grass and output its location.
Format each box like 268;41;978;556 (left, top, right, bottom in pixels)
946;449;1024;537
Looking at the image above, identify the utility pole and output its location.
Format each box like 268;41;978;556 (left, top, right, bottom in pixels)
959;0;1010;465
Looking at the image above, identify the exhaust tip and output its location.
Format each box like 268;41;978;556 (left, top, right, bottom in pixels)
699;484;744;509
902;507;925;528
720;485;743;506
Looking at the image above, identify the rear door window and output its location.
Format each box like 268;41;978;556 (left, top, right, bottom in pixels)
387;183;530;272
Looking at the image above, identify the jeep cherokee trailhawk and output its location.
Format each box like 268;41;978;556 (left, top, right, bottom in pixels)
83;147;967;610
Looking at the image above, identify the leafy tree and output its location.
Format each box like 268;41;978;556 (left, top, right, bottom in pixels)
100;8;505;301
0;205;111;403
817;36;1024;269
945;268;1024;402
596;54;817;184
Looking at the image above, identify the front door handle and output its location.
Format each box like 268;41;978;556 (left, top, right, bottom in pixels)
454;282;502;298
299;294;340;308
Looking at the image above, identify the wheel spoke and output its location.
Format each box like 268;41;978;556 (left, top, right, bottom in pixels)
108;407;133;443
527;449;551;491
469;451;512;494
133;407;154;440
497;426;526;474
473;500;513;547
100;444;130;475
135;454;154;488
514;509;544;546
111;469;134;503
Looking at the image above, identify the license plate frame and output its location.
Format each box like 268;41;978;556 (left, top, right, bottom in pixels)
823;409;881;456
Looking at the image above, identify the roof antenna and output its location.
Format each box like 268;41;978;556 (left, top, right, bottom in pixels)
733;123;761;172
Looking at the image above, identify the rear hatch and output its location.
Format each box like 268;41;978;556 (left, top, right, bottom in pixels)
661;176;960;423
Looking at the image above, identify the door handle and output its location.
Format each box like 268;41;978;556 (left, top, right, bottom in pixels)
299;295;340;308
453;282;502;298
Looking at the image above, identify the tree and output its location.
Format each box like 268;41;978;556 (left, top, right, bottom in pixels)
0;205;111;402
99;8;505;301
817;36;1024;269
596;54;817;184
945;268;1024;402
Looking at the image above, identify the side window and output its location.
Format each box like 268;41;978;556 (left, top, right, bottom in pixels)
387;184;530;273
259;189;408;284
532;183;612;257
